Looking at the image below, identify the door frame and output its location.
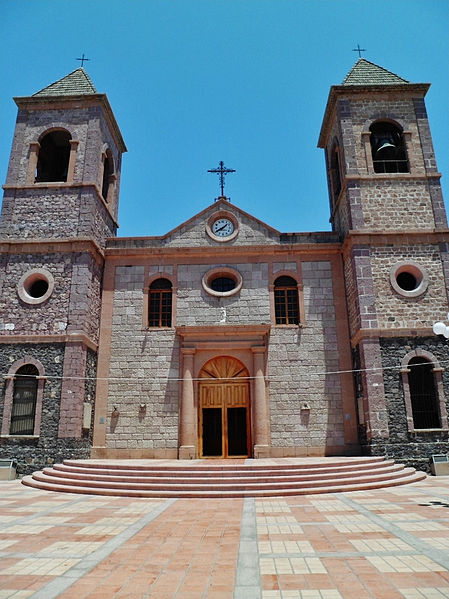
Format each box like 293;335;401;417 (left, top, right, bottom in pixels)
198;359;251;458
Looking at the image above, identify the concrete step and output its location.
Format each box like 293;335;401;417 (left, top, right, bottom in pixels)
21;457;427;497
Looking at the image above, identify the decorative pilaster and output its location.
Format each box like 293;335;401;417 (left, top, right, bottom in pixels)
252;347;270;458
179;348;197;459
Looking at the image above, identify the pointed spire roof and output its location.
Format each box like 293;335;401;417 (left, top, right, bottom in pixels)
342;58;409;86
33;68;97;97
318;60;429;149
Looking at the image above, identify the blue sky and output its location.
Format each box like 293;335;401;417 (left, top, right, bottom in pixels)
1;0;448;237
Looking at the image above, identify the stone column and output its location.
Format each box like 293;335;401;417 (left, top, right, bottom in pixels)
359;337;389;445
26;142;40;184
67;140;79;183
252;347;270;458
179;348;197;459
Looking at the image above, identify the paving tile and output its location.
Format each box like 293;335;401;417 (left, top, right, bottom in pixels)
1;472;449;598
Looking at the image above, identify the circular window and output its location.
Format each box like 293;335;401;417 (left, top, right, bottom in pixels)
202;267;243;297
390;262;428;298
17;269;54;305
210;277;236;293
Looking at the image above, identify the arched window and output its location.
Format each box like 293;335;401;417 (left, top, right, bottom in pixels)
10;365;39;435
148;278;172;327
36;130;72;182
369;121;409;174
330;141;342;203
274;276;299;325
101;150;114;201
408;357;440;429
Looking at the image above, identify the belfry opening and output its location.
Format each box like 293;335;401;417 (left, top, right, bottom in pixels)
198;356;250;458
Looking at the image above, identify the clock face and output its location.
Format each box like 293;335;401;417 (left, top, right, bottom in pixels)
212;218;234;237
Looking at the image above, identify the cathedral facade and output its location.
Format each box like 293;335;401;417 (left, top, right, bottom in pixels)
1;60;448;475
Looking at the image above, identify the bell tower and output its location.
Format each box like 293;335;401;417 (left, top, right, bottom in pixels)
0;69;126;473
319;59;449;465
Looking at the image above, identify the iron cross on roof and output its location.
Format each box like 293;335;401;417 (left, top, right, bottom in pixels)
352;44;366;58
208;161;236;199
76;53;91;67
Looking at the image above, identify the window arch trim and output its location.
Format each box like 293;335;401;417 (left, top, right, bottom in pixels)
1;357;46;437
27;127;79;185
400;350;448;432
364;118;410;175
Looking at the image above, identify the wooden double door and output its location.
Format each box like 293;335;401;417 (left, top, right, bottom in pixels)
198;357;251;458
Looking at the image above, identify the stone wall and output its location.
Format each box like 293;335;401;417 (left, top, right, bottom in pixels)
0;343;91;475
164;205;280;247
105;255;349;455
366;337;449;472
0;187;116;248
0;251;103;344
262;260;345;452
177;262;270;326
371;244;448;329
106;267;179;452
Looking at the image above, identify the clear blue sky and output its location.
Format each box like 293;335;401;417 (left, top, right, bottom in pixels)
1;0;448;237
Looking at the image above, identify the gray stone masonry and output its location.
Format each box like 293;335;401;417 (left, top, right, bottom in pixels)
0;343;92;475
0;251;102;344
269;261;344;449
367;337;449;472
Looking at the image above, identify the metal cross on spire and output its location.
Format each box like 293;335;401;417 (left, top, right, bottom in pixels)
208;161;236;199
352;44;366;58
76;53;91;67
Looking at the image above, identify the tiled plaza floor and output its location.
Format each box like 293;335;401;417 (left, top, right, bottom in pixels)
0;476;448;598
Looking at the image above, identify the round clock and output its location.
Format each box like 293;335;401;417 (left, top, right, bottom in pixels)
212;218;234;237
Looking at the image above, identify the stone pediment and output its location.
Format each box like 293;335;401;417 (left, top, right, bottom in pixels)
110;199;282;249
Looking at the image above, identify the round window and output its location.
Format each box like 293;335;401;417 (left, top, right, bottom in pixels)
17;269;54;305
390;262;428;298
210;277;236;293
202;267;242;297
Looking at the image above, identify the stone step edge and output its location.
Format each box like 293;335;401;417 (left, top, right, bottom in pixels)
21;471;427;498
32;467;418;491
46;463;406;484
55;459;397;477
63;456;388;472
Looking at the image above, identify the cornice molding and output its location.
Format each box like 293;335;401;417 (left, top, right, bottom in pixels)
351;327;434;347
0;333;98;352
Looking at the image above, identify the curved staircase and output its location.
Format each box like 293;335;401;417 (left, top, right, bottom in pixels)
22;456;426;498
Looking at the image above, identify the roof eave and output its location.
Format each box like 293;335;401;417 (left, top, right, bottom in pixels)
317;82;431;149
14;93;127;153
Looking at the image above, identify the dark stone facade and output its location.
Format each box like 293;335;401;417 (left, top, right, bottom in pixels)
365;337;449;472
0;343;93;475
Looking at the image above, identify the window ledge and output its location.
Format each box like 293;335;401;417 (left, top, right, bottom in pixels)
274;324;303;328
410;428;449;434
0;435;39;439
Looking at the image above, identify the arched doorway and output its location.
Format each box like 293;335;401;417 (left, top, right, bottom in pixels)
198;356;251;458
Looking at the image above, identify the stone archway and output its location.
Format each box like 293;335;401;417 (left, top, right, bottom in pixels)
198;356;251;458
